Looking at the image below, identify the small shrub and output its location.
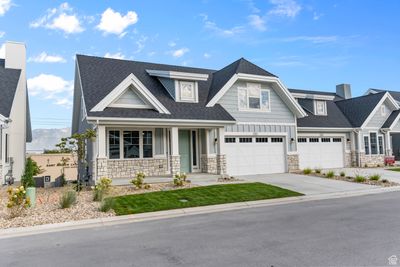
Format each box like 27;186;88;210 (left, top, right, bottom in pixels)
354;175;366;183
369;174;381;181
174;172;187;187
72;180;84;192
60;173;67;187
144;184;151;189
340;171;346;177
59;191;77;209
131;171;146;189
99;198;115;212
315;169;321;174
303;168;312;175
6;186;30;218
93;177;113;201
326;171;335;178
382;179;389;183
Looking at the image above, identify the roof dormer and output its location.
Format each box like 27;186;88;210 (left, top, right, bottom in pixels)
147;69;208;103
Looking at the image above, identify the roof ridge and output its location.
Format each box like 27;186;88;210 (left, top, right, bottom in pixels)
76;54;216;72
335;91;386;103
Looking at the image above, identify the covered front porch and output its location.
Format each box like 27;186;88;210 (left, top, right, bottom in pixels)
93;124;227;182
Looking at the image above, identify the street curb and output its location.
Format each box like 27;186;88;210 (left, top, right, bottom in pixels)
1;186;400;239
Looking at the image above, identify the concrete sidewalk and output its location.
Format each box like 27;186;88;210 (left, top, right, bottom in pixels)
1;185;399;240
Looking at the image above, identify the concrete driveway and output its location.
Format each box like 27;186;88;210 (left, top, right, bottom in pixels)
238;173;375;195
323;167;400;184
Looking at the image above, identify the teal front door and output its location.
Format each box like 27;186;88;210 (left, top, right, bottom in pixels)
179;130;191;173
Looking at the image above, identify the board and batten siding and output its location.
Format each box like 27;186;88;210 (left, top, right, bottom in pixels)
218;80;296;123
366;102;393;128
218;80;297;152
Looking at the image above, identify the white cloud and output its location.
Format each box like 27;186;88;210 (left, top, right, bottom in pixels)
0;0;12;16
104;52;125;60
279;35;338;44
201;14;244;37
171;48;189;58
0;31;4;38
204;53;211;59
248;14;266;31
313;12;323;20
269;0;301;18
0;43;4;58
168;41;176;47
96;8;138;37
30;2;84;34
28;52;66;63
134;35;147;54
28;74;73;108
147;51;156;57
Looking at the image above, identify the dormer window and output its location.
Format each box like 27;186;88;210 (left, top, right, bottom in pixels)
238;83;270;112
177;80;198;102
314;100;327;116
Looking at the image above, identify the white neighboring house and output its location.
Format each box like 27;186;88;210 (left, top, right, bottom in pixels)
0;41;32;184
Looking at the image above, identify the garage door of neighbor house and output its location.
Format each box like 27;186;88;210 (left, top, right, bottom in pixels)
298;137;344;169
225;136;286;176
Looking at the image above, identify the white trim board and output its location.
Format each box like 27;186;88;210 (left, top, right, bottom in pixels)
146;70;209;81
291;92;335;101
236;122;296;126
90;73;170;114
206;73;307;118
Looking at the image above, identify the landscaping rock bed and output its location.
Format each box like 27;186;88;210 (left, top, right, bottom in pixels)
0;182;196;229
297;170;399;187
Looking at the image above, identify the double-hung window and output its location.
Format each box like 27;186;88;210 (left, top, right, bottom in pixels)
364;133;383;155
238;83;270;111
108;130;153;159
370;133;378;154
378;135;384;154
364;136;370;155
314;100;327;116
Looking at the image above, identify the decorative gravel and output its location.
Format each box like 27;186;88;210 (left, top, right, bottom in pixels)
0;182;196;229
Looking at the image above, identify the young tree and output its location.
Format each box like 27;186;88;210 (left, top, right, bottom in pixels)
21;157;44;188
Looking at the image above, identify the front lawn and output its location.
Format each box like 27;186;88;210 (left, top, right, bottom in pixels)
388;168;400;172
110;182;302;215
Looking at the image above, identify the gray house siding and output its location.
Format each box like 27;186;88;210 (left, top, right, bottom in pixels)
218;80;296;123
155;128;164;155
392;120;400;131
366;102;392;128
114;86;147;105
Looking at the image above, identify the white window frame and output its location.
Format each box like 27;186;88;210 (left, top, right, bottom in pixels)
378;134;384;155
381;105;386;116
364;132;385;155
107;128;155;160
363;135;370;155
238;83;271;112
314;100;327;116
177;80;198;102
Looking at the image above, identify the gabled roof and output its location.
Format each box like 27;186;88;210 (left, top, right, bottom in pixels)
367;88;400;102
207;58;277;102
288;89;352;128
76;55;235;122
335;92;386;127
382;110;400;128
0;59;21;118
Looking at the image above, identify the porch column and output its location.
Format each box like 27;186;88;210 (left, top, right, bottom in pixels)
350;131;356;167
216;127;226;175
95;125;108;181
169;127;180;175
385;131;392;156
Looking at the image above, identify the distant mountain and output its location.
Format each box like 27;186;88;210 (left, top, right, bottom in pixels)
27;128;71;153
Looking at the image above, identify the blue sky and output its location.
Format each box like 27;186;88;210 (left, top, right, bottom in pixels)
0;0;399;129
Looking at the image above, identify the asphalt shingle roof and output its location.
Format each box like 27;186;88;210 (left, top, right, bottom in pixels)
335;92;386;127
370;89;400;102
0;59;21;117
382;109;400;128
288;89;352;128
77;55;236;121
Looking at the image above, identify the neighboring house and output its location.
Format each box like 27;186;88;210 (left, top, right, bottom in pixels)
0;41;32;184
71;54;398;182
292;87;398;169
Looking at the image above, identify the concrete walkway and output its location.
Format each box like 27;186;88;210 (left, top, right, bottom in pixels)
237;173;375;195
323;167;400;184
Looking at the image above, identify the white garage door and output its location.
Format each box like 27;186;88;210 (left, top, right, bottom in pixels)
225;136;286;176
298;137;344;169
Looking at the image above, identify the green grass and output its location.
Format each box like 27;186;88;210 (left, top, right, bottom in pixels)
388;168;400;172
110;183;302;215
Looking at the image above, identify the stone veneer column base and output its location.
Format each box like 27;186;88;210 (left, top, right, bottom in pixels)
169;155;180;176
216;154;226;175
287;154;299;172
345;152;352;168
201;155;217;174
96;158;108;181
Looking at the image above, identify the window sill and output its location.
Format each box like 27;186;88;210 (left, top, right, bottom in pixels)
238;108;271;113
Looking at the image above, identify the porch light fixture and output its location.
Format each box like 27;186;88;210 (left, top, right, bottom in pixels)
214;138;218;144
290;138;295;143
346;138;350;142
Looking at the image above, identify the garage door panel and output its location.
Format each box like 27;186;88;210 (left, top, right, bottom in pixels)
225;137;286;176
298;137;344;169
